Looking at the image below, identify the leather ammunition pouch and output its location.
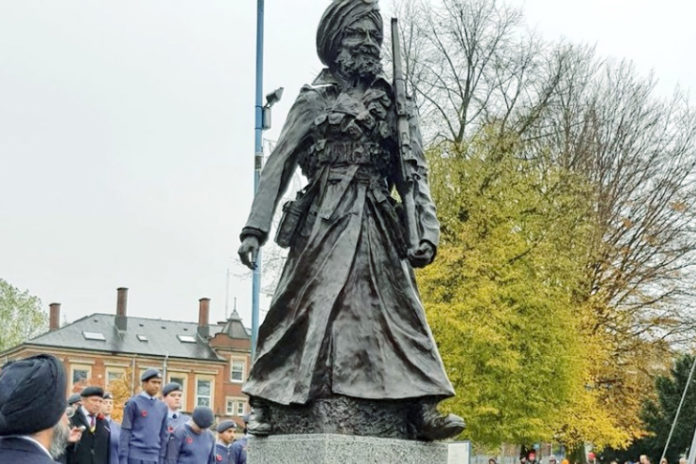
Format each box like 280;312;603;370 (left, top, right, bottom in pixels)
275;185;316;249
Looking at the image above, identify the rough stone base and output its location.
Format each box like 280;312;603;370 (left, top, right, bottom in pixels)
265;396;415;439
248;434;449;464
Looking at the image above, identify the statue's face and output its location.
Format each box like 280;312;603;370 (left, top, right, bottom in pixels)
342;17;382;56
335;16;383;81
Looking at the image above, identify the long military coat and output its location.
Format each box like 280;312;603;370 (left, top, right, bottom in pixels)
241;68;455;405
66;410;110;464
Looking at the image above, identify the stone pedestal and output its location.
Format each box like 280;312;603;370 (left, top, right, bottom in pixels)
248;434;450;464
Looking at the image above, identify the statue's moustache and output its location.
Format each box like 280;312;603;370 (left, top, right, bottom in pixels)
351;43;381;59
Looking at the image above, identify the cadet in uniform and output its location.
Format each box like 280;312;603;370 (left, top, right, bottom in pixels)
102;392;121;464
0;354;82;464
213;420;236;463
66;386;110;464
164;406;216;464
162;382;189;442
118;369;169;464
230;417;247;464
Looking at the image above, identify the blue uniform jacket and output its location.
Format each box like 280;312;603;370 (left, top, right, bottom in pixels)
107;419;121;464
0;436;58;464
165;423;215;464
164;413;190;443
118;394;169;464
213;442;233;464
230;437;247;464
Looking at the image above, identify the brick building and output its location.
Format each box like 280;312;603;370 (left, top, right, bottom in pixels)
0;288;252;420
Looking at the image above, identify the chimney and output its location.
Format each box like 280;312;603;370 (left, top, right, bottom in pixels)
198;298;210;339
49;303;61;331
116;287;128;332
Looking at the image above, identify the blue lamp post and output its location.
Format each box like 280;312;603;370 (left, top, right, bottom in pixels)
252;0;265;360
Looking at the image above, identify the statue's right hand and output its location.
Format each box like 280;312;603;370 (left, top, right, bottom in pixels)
238;236;261;270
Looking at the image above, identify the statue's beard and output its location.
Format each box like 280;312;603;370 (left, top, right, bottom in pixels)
335;45;383;82
48;421;70;459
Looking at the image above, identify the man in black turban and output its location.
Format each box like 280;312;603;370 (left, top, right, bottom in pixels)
238;0;465;441
0;354;82;463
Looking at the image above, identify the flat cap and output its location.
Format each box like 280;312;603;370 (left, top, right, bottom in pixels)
68;393;82;405
81;386;104;398
216;420;237;433
140;369;162;382
103;391;113;400
0;355;67;436
162;382;182;397
192;406;215;429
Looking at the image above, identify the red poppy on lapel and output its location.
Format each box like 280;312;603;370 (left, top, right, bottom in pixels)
216;455;223;462
141;410;148;417
186;436;193;445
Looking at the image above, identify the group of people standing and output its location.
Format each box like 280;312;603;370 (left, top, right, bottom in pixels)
0;354;247;464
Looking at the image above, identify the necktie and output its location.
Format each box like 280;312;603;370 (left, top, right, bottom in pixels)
89;415;95;433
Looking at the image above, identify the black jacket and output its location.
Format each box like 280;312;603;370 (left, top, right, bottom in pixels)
66;410;110;464
0;436;58;464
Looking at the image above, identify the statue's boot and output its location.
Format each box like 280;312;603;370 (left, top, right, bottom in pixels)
415;401;465;441
247;401;272;436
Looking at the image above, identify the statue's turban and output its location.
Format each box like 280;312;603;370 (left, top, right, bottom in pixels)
316;0;383;67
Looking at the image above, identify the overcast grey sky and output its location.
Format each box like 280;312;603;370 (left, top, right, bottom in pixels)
1;1;694;330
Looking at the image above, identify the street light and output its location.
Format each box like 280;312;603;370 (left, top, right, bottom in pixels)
262;87;284;130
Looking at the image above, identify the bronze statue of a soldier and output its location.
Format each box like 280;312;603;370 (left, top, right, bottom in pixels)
238;0;464;441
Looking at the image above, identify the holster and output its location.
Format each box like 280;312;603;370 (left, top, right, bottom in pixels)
275;185;316;248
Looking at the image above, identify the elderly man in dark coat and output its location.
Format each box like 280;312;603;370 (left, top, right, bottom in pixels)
0;354;82;463
238;0;464;441
66;386;110;464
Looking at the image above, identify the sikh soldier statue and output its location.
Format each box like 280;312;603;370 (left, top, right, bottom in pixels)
238;0;465;441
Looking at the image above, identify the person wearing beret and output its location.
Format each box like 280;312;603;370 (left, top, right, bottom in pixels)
0;354;83;464
213;420;235;464
68;394;82;409
102;392;121;464
229;422;246;464
164;406;216;464
161;383;190;443
65;386;110;464
118;369;169;464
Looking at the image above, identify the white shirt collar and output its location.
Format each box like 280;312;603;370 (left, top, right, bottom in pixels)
80;406;94;421
139;391;156;400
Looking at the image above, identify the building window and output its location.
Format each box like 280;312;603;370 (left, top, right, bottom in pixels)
230;358;246;383
105;368;126;387
226;397;247;416
167;373;188;409
70;365;91;392
195;376;213;407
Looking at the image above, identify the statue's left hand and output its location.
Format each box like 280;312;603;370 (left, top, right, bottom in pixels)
408;241;435;269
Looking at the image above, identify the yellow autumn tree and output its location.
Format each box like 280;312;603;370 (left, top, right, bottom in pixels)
107;368;134;423
418;128;629;447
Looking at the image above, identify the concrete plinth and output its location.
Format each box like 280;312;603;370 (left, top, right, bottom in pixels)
248;434;450;464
